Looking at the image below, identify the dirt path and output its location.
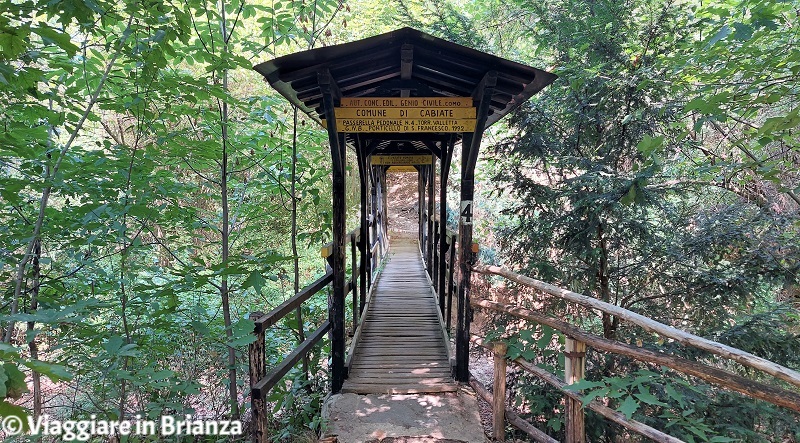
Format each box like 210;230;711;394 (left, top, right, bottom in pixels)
386;172;420;234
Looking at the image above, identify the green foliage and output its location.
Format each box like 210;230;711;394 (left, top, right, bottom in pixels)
1;0;341;438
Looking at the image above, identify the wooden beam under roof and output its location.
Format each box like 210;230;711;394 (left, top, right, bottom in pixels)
400;44;413;98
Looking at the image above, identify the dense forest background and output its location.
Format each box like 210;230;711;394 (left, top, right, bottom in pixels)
1;0;798;441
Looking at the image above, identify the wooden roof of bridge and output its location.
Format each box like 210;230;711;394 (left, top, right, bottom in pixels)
254;27;557;156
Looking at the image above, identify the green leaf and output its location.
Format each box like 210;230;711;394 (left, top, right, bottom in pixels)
0;401;29;433
565;379;604;392
228;319;257;347
0;365;8;398
618;395;639;419
581;387;609;405
103;336;125;354
190;320;210;336
0;30;28;59
547;417;562;432
636;135;664;157
731;22;753;41
537;325;554;348
22;360;72;382
2;364;28;399
33;25;79;56
705;25;731;47
634;387;667;406
228;334;257;347
665;384;684;403
620;185;637;205
243;270;266;294
0;343;20;357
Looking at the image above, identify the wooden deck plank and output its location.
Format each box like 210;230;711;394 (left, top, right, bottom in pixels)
342;237;454;395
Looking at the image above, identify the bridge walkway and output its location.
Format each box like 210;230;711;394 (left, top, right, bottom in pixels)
342;237;457;394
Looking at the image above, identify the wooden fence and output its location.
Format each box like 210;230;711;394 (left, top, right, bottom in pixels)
430;220;457;332
471;264;800;443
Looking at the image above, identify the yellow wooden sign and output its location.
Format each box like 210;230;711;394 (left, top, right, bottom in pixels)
340;97;472;108
322;118;476;133
335;107;476;119
387;165;418;173
371;155;433;166
320;245;332;258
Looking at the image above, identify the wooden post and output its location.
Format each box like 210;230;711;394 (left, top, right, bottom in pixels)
350;233;358;336
370;166;379;266
381;166;389;249
248;312;267;443
455;71;497;382
493;342;508;442
374;165;384;257
455;137;475;382
358;148;369;313
427;159;435;273
418;165;425;248
565;338;587;443
319;70;346;393
446;233;456;331
432;220;439;297
438;138;453;317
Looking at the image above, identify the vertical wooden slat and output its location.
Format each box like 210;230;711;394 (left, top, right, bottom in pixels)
438;138;453;317
446;233;456;331
427;159;435;273
565;338;587;443
381;166;389;250
350;233;358;336
418;165;425;248
358;146;369;313
493;342;508;442
432;220;439;298
370;166;379;271
248;312;267;443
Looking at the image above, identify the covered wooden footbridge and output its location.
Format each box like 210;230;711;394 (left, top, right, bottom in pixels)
246;28;800;443
249;24;555;398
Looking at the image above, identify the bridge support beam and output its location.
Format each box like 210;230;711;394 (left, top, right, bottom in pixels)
455;71;497;383
357;141;370;315
418;165;425;247
438;137;454;317
319;70;347;393
427;160;435;272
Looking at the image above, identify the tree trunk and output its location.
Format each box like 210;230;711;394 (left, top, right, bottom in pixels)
598;223;617;340
219;1;239;419
27;239;42;418
291;107;309;381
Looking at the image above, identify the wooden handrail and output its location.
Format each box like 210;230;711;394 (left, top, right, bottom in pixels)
473;264;800;390
254;271;333;334
469;373;558;443
472;298;800;413
471;336;686;443
251;321;331;399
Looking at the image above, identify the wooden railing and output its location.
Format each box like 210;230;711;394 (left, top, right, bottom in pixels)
247;226;385;442
429;220;457;332
470;264;800;443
